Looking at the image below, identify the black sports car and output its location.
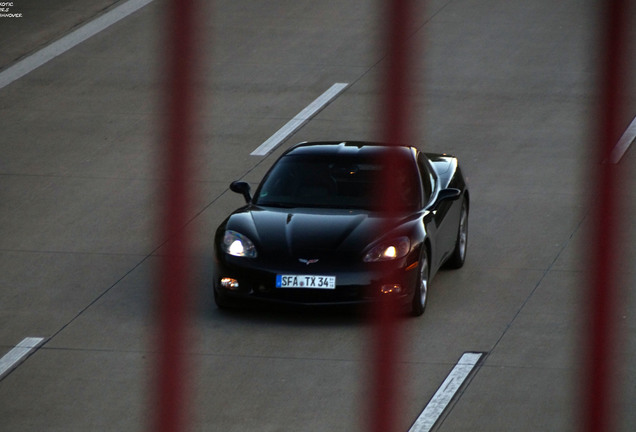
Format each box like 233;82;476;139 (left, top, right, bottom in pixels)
213;141;468;316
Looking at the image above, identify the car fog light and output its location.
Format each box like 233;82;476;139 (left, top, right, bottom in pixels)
380;284;402;294
221;277;239;290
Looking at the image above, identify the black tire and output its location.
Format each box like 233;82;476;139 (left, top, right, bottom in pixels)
411;249;429;317
445;198;468;269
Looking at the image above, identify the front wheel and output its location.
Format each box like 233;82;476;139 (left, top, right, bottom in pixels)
411;249;429;317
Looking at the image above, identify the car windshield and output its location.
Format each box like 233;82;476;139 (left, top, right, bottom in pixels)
253;153;421;211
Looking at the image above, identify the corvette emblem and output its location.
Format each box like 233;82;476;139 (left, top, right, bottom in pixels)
299;258;319;265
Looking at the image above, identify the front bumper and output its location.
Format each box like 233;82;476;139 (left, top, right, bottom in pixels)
214;254;419;308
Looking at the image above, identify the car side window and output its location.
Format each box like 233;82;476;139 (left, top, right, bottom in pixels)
417;153;434;204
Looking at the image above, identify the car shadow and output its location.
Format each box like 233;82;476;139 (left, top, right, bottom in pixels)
205;300;372;328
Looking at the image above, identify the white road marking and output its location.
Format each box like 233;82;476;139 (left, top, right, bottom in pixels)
408;352;483;432
0;0;154;90
250;83;349;156
0;337;46;379
609;115;636;164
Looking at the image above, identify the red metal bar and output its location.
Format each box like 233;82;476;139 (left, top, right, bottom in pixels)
152;1;201;432
368;1;419;431
583;0;629;431
381;0;416;147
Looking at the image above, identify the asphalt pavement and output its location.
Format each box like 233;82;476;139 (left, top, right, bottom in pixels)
1;0;635;431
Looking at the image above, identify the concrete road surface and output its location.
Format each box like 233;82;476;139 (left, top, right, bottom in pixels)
1;0;635;431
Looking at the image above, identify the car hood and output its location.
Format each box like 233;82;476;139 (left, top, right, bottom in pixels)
224;206;385;260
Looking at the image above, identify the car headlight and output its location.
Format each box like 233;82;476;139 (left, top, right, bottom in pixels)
363;237;410;262
222;230;257;258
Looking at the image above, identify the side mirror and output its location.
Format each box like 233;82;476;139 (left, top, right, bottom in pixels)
434;188;461;206
230;181;252;203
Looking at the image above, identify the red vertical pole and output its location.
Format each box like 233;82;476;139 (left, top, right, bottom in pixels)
152;1;200;432
583;0;628;431
368;1;419;431
382;0;416;147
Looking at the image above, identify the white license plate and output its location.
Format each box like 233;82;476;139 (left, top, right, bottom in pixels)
275;275;336;289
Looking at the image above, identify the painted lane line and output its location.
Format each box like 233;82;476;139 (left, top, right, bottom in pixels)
0;337;46;379
251;82;349;156
408;352;483;432
0;0;154;90
609;115;636;164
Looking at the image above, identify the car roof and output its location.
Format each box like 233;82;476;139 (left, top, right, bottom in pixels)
285;141;417;158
